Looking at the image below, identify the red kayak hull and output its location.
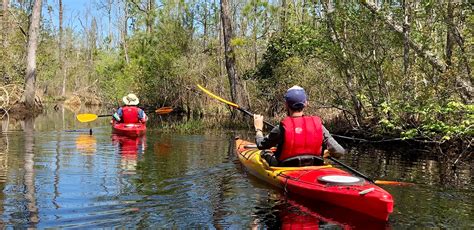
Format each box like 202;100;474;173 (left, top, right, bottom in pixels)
235;139;393;221
112;123;146;137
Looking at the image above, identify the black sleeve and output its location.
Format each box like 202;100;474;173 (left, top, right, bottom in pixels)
255;125;282;150
322;126;346;157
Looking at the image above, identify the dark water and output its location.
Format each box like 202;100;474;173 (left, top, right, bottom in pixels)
0;107;472;229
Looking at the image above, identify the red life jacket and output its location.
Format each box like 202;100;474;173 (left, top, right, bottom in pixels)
279;116;323;161
122;106;140;123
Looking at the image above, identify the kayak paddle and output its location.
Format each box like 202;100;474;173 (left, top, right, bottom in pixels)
197;84;414;186
197;84;274;128
76;107;174;123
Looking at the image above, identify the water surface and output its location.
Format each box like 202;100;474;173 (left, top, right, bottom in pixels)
0;107;472;228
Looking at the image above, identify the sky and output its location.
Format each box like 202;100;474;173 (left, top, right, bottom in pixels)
44;0;115;45
46;0;105;32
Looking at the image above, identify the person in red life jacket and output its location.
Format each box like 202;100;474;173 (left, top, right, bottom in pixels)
253;86;345;167
112;93;148;123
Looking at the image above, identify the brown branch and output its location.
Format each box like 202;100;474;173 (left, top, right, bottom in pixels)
130;0;146;13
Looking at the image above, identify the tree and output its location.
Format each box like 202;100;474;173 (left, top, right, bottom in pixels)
121;0;130;64
59;0;66;96
402;0;410;76
1;0;8;45
23;0;42;108
1;0;9;83
220;0;248;119
322;1;362;126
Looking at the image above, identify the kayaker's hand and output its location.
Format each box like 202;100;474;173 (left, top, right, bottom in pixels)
253;114;264;132
323;150;331;158
323;150;331;164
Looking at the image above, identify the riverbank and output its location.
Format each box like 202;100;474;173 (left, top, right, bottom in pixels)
2;103;471;161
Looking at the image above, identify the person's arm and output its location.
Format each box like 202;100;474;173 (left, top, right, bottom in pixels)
138;108;148;122
322;126;346;158
113;108;123;121
256;125;281;149
254;114;281;150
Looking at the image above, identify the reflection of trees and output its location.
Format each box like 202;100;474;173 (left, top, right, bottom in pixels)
0;118;9;219
22;117;39;226
210;136;235;229
340;142;472;189
438;147;472;188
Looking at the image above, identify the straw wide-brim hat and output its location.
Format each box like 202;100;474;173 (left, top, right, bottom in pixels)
123;93;140;106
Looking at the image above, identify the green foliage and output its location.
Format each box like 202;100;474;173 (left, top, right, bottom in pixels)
160;119;206;134
95;51;130;101
2;0;471;145
378;101;473;141
255;25;323;80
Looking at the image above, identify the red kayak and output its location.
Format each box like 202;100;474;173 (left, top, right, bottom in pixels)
112;122;146;137
236;138;394;221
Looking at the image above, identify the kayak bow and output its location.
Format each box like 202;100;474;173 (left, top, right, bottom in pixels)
112;123;146;137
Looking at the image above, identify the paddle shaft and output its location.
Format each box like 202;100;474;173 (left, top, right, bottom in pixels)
327;157;375;183
98;107;173;117
237;107;275;129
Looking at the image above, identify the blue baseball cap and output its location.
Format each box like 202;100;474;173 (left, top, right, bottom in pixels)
284;85;307;109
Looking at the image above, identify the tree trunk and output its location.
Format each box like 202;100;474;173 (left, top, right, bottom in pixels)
107;0;113;48
122;0;129;64
2;0;9;84
310;0;320;27
220;0;248;119
402;0;410;76
203;1;208;51
445;0;454;67
23;0;42;108
146;0;154;34
2;0;8;45
59;0;66;97
253;1;258;68
281;0;287;31
445;2;471;78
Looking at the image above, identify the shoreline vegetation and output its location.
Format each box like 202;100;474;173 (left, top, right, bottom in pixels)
0;1;472;155
1;102;472;166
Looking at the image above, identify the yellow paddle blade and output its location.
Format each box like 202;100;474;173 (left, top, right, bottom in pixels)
76;114;99;123
197;84;239;108
374;180;415;186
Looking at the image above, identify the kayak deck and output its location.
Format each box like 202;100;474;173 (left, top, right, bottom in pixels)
235;138;393;221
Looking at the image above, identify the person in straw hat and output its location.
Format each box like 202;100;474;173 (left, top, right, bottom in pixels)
112;93;148;123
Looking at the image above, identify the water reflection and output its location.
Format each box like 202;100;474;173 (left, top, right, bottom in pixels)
0;108;471;228
245;173;391;229
112;134;146;174
76;134;97;155
23;117;39;226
